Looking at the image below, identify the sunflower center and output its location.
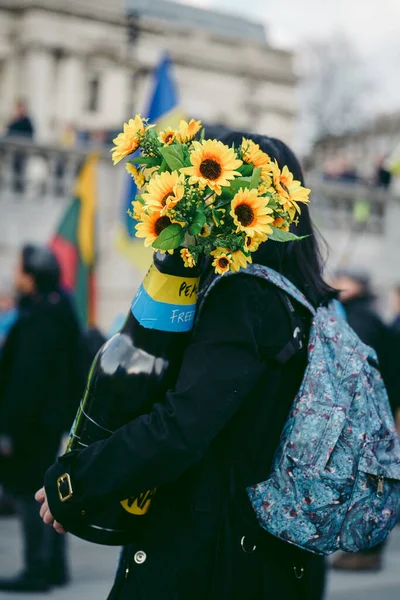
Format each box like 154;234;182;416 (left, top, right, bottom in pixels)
199;158;222;181
154;216;171;236
165;133;174;144
161;192;173;207
280;181;290;195
235;204;254;227
218;257;229;268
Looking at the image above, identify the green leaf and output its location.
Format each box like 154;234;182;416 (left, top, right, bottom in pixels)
159;145;186;171
158;159;168;173
146;128;159;142
189;211;207;236
238;163;253;177
211;209;223;227
152;223;184;250
229;177;252;193
266;196;279;209
200;128;205;142
214;194;232;209
269;227;308;242
249;167;261;190
129;156;160;166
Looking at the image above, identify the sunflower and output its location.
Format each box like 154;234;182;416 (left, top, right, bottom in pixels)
199;223;212;237
176;119;202;143
135;212;172;247
130;199;146;221
142;171;185;215
181;248;196;268
241;138;273;181
143;165;159;181
230;250;252;273
159;127;176;146
125;163;146;189
181;140;242;195
270;161;310;218
111;115;147;165
211;248;233;275
273;216;289;231
230;188;273;237
258;179;272;194
245;233;267;253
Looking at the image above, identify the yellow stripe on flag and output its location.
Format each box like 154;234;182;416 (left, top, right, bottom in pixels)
75;153;98;267
115;225;154;272
155;108;186;133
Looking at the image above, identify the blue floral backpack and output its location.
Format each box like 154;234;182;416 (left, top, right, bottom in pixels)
202;264;400;556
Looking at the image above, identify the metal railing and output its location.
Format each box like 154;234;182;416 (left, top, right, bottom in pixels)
0;138;108;202
307;176;398;235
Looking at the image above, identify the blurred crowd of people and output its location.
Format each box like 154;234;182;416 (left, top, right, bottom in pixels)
0;245;105;592
321;155;393;190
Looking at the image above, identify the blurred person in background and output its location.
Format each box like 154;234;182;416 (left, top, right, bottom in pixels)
6;100;35;193
331;269;398;572
0;244;83;592
375;155;392;190
390;284;400;431
0;276;17;355
391;284;400;334
0;276;18;516
6;100;34;139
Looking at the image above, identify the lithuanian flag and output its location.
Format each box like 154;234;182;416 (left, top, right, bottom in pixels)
50;154;98;326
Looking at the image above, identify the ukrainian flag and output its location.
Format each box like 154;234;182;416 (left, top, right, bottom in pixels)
116;53;184;270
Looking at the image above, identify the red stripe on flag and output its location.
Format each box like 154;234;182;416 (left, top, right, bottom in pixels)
88;270;96;326
50;235;79;291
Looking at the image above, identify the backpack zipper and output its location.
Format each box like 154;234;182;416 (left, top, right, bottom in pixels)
377;476;384;497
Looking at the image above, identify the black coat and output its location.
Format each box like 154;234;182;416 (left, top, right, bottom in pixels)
0;290;83;494
45;271;325;600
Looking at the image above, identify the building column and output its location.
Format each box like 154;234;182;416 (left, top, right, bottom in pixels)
24;48;55;142
56;53;84;129
0;53;20;129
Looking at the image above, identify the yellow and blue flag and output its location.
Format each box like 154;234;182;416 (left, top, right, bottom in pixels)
116;53;184;271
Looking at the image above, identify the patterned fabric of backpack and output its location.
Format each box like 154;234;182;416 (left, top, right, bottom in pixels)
200;264;400;556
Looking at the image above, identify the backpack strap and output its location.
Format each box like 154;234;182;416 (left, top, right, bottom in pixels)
274;292;307;364
196;265;316;364
244;264;316;316
197;264;316;318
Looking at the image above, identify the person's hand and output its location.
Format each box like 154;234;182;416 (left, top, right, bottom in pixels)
35;487;66;534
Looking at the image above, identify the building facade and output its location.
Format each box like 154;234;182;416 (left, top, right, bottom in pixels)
311;113;400;181
0;0;297;144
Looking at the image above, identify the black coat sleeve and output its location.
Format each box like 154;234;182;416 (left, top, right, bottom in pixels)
45;276;266;526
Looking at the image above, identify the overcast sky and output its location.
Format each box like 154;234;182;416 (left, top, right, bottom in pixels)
178;0;400;113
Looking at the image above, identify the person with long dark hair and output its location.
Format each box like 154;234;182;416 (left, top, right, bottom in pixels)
37;135;329;600
0;245;83;592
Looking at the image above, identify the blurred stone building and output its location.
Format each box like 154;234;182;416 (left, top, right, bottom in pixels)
0;0;297;143
311;113;400;182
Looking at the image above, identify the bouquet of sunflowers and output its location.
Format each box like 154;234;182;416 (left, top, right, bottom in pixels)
111;115;310;275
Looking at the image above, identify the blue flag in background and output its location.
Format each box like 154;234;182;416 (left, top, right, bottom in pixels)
116;54;184;271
